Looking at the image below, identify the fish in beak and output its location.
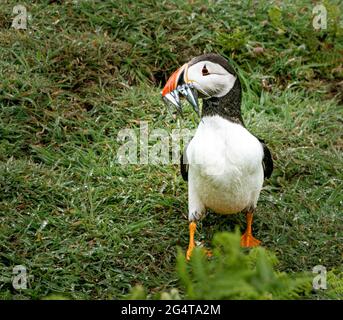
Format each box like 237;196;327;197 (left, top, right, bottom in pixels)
161;63;200;117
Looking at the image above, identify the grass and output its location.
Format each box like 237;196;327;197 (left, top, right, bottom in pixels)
0;0;342;299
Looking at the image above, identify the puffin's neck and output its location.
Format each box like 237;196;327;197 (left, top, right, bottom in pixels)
201;79;244;125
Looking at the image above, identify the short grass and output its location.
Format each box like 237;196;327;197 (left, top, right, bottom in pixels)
0;0;342;299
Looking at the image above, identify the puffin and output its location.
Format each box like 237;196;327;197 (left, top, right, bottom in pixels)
161;53;273;260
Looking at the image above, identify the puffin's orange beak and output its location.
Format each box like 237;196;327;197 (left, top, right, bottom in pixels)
161;64;187;97
161;64;187;112
161;63;199;116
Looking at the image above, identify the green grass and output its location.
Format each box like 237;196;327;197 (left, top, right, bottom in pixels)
0;0;342;299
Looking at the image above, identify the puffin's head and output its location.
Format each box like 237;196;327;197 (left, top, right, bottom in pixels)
161;53;239;116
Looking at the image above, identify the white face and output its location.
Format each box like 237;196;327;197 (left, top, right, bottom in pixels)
185;60;236;98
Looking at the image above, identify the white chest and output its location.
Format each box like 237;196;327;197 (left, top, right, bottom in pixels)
186;115;264;214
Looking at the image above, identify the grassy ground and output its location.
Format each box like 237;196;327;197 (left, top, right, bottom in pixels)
0;0;342;299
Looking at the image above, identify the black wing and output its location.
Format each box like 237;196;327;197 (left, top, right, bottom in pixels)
258;138;273;179
180;146;188;181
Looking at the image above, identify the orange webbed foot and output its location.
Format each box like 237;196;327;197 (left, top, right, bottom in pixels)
240;211;261;247
240;232;261;247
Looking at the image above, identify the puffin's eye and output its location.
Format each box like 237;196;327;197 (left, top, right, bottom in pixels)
202;65;209;76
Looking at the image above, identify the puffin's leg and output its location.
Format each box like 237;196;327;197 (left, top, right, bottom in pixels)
240;211;261;247
186;171;205;260
186;221;197;260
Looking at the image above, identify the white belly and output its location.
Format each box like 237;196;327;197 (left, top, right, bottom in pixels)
187;115;264;216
